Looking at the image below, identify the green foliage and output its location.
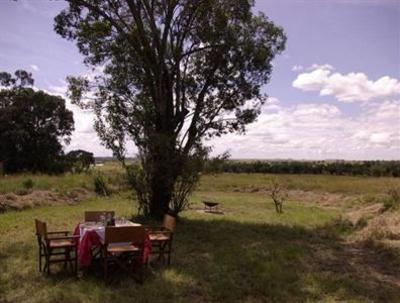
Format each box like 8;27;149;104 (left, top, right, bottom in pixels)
22;178;34;190
0;70;74;174
387;185;400;204
0;70;34;87
206;160;400;177
126;163;151;216
65;149;95;173
204;151;231;174
93;173;110;196
383;184;400;211
383;199;395;211
54;0;286;219
169;147;207;214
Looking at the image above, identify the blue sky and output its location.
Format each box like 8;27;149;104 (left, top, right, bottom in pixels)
1;0;399;159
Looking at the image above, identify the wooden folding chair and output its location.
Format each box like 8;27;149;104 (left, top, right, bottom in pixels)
34;219;78;275
148;214;176;265
102;226;146;283
84;211;115;222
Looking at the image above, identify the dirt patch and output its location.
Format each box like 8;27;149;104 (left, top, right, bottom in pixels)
0;188;92;212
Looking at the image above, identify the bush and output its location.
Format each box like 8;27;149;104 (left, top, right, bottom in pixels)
383;184;400;211
268;178;287;214
22;178;34;190
126;163;151;215
93;173;110;196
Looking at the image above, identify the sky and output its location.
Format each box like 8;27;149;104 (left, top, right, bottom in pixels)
0;0;399;160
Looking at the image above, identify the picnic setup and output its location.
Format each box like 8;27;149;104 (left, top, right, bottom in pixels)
34;211;176;283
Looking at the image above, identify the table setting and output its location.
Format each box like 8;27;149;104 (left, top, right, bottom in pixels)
73;215;150;267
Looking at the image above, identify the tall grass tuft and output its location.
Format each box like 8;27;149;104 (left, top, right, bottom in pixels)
93;173;110;196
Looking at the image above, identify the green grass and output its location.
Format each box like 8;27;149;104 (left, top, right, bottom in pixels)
199;173;400;195
2;164;399;196
1;171;400;302
0;173;93;194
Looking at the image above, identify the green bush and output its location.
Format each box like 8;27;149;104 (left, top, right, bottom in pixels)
93;174;110;196
383;184;400;211
22;178;34;190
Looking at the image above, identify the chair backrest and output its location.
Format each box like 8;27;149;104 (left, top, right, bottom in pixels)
35;219;47;238
163;214;176;233
84;211;115;222
104;226;145;245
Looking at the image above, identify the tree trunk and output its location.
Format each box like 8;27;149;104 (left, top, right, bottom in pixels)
147;131;177;220
149;172;173;220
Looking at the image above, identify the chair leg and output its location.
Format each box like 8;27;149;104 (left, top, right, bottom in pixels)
138;263;144;284
64;249;69;269
167;241;172;266
74;248;78;275
38;248;42;272
158;244;165;264
46;254;50;275
103;251;108;283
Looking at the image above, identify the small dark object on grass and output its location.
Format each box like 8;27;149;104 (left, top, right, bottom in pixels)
203;200;220;213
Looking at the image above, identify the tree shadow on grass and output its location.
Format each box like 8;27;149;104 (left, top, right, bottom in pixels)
1;218;400;303
168;218;400;302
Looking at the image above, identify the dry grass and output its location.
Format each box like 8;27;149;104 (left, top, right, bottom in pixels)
0;188;91;212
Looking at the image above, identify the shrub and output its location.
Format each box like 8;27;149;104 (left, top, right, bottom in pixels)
169;153;204;215
268;178;287;214
388;186;400;204
383;184;400;211
126;163;151;215
93;173;110;196
22;178;34;190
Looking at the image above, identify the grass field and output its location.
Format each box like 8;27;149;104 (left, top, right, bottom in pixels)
1;167;400;302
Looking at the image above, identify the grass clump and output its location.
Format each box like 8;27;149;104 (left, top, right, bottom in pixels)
383;184;400;211
22;178;34;190
93;173;110;196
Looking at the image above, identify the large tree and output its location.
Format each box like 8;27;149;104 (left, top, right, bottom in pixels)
55;0;286;219
66;149;95;173
0;70;74;173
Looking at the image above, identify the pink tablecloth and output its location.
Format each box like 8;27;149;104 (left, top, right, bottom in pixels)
73;223;152;267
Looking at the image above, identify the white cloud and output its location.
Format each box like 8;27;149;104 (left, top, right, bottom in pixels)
291;64;303;72
30;64;39;71
307;64;334;71
211;99;400;160
45;82;110;155
293;65;400;102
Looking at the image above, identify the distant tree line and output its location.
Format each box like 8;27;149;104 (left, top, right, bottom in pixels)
204;160;400;177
